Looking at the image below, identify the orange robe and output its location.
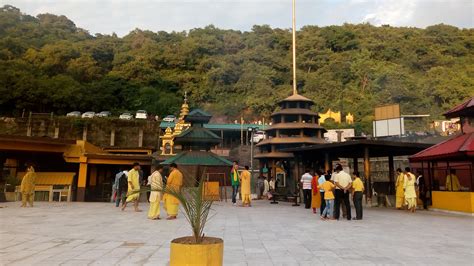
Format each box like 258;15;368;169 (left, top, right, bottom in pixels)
311;175;321;209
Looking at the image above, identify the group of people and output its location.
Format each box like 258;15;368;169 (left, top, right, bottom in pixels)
301;164;364;221
395;167;430;212
112;162;183;220
230;161;253;207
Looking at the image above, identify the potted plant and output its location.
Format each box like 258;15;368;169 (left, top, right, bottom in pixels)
146;170;223;265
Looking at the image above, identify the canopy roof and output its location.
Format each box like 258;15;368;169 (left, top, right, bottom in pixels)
175;127;221;145
283;139;431;158
278;94;314;104
161;150;232;166
443;97;474;118
184;109;212;124
410;132;474;162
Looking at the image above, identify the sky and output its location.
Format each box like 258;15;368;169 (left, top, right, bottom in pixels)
2;0;473;36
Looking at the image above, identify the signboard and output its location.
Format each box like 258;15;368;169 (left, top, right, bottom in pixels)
374;104;400;120
373;118;405;137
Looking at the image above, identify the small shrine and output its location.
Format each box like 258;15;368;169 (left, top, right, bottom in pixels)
160;93;191;155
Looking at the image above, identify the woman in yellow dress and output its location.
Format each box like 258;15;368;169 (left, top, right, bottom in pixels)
403;167;417;213
311;171;321;214
240;166;252;207
163;163;183;220
395;168;405;209
20;164;36;207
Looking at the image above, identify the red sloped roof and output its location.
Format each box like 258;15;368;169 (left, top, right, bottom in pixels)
409;132;474;161
443;97;474;118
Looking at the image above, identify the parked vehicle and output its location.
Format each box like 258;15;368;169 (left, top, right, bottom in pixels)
81;111;95;118
163;115;176;122
135;110;148;119
252;130;266;143
96;111;111;117
66;111;81;117
119;112;133;120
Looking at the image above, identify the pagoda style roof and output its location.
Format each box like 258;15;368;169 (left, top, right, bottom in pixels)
175;127;221;145
443;97;474;118
410;132;474;162
271;108;320;117
185;109;212;124
278;93;314;104
265;122;326;131
256;137;326;146
161;150;232;166
254;151;294;159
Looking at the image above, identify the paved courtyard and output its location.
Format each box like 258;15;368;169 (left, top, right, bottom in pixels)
0;200;473;265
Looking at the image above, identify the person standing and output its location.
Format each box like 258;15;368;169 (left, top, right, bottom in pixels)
240;166;252;207
147;165;164;220
111;169;123;203
163;163;183;220
311;171;322;214
352;172;364;220
300;169;313;209
116;170;128;207
263;176;270;199
256;174;265;200
320;175;335;220
121;163;142;212
404;167;417;213
333;164;352;220
445;169;461;191
416;170;427;210
395;168;405;209
20;164;36;207
230;161;240;206
318;171;326;215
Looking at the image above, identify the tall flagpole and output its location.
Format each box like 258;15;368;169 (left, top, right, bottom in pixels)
292;0;297;95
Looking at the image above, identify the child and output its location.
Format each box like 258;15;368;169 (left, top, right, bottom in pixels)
320;174;335;220
352;172;364;220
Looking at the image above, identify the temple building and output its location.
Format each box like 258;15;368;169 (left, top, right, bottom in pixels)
255;93;327;194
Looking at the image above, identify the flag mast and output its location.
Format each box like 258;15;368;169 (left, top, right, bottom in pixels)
292;0;297;95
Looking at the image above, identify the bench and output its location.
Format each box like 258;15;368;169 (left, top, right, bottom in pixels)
16;172;75;202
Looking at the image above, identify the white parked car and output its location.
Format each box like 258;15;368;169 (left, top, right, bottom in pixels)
66;111;81;117
96;111;111;117
252;131;266;143
135;110;148;119
81;111;95;118
163;115;176;122
119;112;133;120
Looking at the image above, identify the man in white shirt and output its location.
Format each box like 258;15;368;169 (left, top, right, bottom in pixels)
300;169;313;209
333;164;352;220
317;170;327;215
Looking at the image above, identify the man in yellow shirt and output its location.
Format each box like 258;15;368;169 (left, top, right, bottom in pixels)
320;175;335;220
240;166;252;207
445;169;461;191
163;163;183;220
352;172;365;220
121;162;142;212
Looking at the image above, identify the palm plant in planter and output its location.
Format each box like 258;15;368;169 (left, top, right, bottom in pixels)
145;169;223;266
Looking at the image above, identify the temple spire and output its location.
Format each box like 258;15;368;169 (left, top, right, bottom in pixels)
292;0;297;95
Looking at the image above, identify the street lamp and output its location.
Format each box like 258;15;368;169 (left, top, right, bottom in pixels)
248;127;257;182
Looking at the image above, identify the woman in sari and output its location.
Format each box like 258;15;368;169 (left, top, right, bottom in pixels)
403;167;417;213
21;164;36;207
395;168;405;209
311;171;322;214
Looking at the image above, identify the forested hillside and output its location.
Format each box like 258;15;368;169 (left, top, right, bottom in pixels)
0;5;473;132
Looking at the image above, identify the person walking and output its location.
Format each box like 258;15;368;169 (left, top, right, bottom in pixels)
300;169;313;209
230;161;240;206
352;172;364;220
333;164;352;220
241;166;252;207
404;167;417;213
320;175;335;220
121;162;142;212
318;171;326;215
311;171;322;214
395;168;405;209
163;163;183;220
20;164;36;207
147;165;164;220
111;169;123;203
416;170;428;210
115;170;128;207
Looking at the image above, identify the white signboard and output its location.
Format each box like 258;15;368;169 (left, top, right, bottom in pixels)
373;118;405;137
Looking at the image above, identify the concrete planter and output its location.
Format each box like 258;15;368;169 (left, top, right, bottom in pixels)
170;237;223;266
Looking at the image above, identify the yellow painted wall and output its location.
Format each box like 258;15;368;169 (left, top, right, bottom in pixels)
432;191;474;213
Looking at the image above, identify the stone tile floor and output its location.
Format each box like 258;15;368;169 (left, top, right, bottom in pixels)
0;200;473;265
